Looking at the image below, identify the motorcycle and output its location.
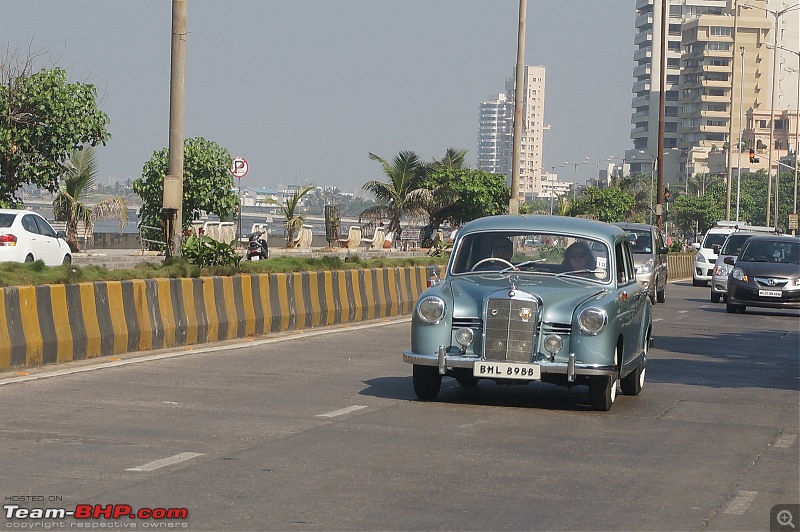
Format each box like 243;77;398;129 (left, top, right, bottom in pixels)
245;231;269;261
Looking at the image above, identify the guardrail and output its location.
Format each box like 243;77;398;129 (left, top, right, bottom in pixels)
139;225;167;254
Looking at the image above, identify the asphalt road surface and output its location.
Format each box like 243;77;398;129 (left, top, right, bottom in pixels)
0;281;797;531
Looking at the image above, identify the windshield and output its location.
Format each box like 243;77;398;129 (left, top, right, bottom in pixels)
702;233;728;249
450;231;611;283
720;233;755;255
739;240;800;264
625;230;652;254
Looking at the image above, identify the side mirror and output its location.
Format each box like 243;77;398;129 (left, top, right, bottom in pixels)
56;230;67;239
659;246;669;255
712;244;721;254
723;256;736;266
691;243;700;250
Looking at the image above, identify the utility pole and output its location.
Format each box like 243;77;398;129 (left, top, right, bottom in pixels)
655;0;667;231
510;0;527;215
725;0;740;220
162;0;187;257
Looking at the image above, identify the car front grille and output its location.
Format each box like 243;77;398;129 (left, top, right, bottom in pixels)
483;297;538;363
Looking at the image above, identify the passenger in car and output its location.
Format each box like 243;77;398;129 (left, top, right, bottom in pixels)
562;241;595;274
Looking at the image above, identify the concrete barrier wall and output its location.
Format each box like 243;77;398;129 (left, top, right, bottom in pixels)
0;266;437;371
667;253;693;281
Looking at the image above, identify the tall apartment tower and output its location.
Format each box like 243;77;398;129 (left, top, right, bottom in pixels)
629;0;798;186
477;65;546;200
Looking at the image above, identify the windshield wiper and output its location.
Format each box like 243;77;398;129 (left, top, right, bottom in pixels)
499;258;546;273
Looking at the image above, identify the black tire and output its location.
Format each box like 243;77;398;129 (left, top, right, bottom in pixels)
62;255;72;265
725;303;745;313
412;365;442;401
24;254;34;263
657;285;666;303
692;277;704;287
589;374;618;411
711;291;721;303
649;293;656;305
621;362;646;396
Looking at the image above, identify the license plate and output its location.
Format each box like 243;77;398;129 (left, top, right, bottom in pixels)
473;361;540;380
758;289;781;297
250;256;260;261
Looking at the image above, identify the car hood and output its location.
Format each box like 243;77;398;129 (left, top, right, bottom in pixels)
734;260;800;279
447;274;607;321
630;252;653;267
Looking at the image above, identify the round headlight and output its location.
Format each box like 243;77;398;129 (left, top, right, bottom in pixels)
544;335;563;355
417;296;446;324
714;264;728;277
578;307;608;335
455;327;474;347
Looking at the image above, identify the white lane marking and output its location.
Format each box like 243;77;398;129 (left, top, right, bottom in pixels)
0;318;411;386
318;405;367;418
653;318;664;322
723;490;757;515
677;310;688;313
127;452;204;472
774;434;797;448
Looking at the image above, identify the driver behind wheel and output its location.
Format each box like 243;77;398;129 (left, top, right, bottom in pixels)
473;235;514;270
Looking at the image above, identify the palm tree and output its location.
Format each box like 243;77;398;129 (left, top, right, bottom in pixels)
264;185;315;247
53;147;128;252
432;147;468;170
361;151;433;235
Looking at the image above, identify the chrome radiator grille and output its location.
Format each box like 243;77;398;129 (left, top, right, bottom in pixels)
483;297;538;363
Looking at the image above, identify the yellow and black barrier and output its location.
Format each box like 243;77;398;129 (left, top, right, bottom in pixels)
0;266;439;371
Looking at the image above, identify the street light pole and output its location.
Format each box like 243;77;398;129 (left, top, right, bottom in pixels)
572;157;590;203
736;46;745;222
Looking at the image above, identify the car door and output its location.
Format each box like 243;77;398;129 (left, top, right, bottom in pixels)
615;238;645;368
33;215;64;265
20;214;47;262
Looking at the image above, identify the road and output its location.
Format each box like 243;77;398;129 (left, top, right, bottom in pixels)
0;281;797;531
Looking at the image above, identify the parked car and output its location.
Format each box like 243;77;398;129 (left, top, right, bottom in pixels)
611;222;668;304
724;235;800;313
403;215;653;411
710;226;777;303
0;209;72;266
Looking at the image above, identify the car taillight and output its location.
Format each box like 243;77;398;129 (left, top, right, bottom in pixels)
0;234;17;246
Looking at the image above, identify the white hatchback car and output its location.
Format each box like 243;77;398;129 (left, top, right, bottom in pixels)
0;209;73;266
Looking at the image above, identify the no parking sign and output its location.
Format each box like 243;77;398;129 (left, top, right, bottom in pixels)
231;157;248;178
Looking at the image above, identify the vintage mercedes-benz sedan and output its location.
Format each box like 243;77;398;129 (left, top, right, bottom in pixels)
403;215;653;411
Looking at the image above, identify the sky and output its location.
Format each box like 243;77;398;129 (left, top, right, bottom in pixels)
2;1;637;195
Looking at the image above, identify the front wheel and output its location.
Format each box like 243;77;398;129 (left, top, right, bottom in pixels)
412;365;442;401
589;374;618;411
656;285;666;303
711;291;721;303
621;362;646;396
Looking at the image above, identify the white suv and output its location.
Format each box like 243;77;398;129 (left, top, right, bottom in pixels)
692;223;737;286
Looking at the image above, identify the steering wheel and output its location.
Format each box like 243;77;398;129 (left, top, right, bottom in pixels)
470;257;515;272
752;255;769;262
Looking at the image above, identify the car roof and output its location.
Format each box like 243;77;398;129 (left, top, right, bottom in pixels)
459;215;627;241
742;234;800;243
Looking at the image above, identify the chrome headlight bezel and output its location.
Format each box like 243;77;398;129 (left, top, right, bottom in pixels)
417;296;446;324
578;306;608;335
455;327;474;348
543;334;563;355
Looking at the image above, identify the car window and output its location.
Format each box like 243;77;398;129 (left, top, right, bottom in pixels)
626;230;652;254
720;233;753;255
703;233;728;248
450;231;611;282
34;216;56;237
615;241;632;284
21;214;41;234
740;240;800;264
0;213;15;228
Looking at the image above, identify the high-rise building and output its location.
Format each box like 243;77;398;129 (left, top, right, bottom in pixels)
629;0;798;186
477;65;546;201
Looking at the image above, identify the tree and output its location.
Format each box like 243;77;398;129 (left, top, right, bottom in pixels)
432;147;468;169
264;185;315;246
133;137;239;231
361;151;433;235
0;51;110;207
572;186;636;222
52;147;127;252
424;168;509;226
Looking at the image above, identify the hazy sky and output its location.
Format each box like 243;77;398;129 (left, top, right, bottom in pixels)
3;1;636;194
